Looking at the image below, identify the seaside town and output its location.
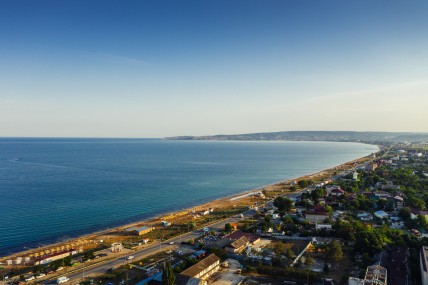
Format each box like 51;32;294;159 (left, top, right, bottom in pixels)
2;0;428;285
1;142;427;285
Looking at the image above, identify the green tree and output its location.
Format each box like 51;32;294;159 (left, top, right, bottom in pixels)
188;221;196;230
283;215;294;225
64;256;72;266
162;260;175;285
224;223;233;233
408;197;426;210
33;265;41;274
311;189;325;204
305;255;314;266
272;242;287;256
273;197;294;213
84;251;95;261
398;207;411;220
333;220;355;241
417;215;428;231
298;180;309;189
323;241;343;264
354;227;385;254
285;248;295;260
323;263;330;273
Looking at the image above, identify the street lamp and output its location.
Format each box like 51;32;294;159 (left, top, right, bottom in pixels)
80;256;85;282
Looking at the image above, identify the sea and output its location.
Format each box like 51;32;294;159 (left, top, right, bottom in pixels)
0;138;378;256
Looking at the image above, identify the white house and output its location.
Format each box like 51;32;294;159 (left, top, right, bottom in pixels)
316;224;332;231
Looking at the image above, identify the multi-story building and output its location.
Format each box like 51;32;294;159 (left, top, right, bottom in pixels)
181;254;220;284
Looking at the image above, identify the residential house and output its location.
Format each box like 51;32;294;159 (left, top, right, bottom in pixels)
204;239;232;250
366;162;379;172
315;224;332;231
374;210;389;219
313;205;325;213
357;212;373;221
330;188;345;197
392;196;405;210
224;231;261;245
411;209;428;221
376;181;401;191
305;211;329;224
325;185;343;196
352;172;359;180
191;250;207;259
374;191;393;199
229;223;238;231
225;236;249;254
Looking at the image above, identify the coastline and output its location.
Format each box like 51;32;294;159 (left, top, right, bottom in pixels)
0;146;378;261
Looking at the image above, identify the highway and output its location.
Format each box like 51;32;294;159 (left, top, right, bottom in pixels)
42;210;256;284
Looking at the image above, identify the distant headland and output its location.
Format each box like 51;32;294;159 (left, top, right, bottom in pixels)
166;131;428;143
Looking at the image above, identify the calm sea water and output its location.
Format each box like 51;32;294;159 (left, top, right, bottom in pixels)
0;138;378;255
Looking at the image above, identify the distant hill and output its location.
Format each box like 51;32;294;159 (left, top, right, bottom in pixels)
166;131;428;143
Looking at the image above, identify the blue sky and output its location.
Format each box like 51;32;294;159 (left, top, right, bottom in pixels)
0;1;427;137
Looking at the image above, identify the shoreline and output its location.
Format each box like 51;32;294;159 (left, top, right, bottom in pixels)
0;147;378;261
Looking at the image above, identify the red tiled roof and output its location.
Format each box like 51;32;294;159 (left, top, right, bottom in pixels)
306;211;328;216
224;231;260;244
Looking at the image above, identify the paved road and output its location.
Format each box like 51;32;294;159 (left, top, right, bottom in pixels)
42;210;256;284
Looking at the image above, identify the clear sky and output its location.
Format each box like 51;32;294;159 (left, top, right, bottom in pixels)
0;0;427;137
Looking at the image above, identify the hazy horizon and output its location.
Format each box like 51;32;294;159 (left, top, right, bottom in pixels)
0;130;427;140
1;1;427;137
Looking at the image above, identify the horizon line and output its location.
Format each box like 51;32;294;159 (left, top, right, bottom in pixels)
1;130;428;140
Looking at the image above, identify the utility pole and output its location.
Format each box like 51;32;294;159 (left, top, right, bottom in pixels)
81;256;85;282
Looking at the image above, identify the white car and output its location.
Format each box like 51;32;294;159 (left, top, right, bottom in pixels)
126;255;134;260
57;276;70;284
